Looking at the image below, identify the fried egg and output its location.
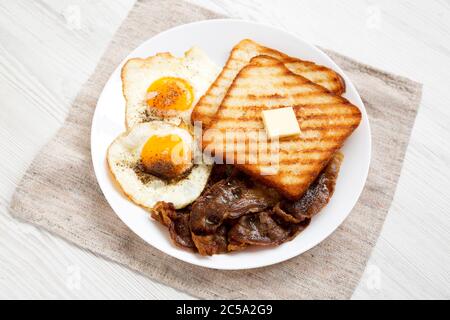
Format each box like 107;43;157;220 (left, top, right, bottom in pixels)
121;47;220;128
107;121;211;209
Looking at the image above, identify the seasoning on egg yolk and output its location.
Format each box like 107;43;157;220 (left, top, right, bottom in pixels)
146;77;194;111
140;134;192;180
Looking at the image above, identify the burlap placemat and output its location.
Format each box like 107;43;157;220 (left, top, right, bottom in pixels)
9;0;422;299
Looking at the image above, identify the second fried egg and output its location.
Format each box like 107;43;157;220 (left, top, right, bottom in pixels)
107;121;211;209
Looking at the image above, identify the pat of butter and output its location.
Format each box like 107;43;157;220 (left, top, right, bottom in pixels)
262;107;301;139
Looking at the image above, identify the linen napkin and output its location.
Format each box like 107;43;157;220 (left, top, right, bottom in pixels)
9;0;422;299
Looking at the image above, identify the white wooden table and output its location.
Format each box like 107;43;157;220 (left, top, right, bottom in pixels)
1;0;449;299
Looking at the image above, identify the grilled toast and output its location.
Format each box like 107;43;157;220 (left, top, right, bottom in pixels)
203;55;361;199
191;39;346;128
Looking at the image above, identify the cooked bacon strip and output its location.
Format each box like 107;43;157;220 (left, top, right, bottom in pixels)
151;202;195;250
190;177;279;234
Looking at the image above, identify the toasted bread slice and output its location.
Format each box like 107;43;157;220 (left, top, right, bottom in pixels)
203;55;361;199
192;39;345;128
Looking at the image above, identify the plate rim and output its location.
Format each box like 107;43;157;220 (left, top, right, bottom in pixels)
90;18;372;270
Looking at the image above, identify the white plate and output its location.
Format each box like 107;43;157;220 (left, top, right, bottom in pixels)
91;19;371;270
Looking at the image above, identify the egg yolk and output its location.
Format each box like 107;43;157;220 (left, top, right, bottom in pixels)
146;77;194;111
140;134;192;179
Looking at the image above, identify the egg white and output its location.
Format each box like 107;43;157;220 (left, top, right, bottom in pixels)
107;121;211;209
121;47;220;128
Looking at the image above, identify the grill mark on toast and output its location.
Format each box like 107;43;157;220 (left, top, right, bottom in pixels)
230;90;327;100
285;64;318;73
231;81;308;89
301;123;360;130
222;93;344;108
279;158;321;165
213;103;355;116
208;137;344;155
214;113;359;123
